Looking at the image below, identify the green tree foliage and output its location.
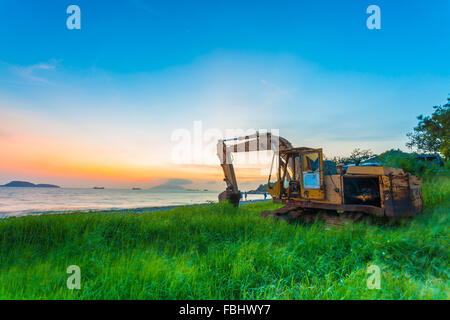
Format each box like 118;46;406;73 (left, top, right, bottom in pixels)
330;148;375;165
246;184;268;193
406;97;450;159
255;184;267;192
378;149;446;178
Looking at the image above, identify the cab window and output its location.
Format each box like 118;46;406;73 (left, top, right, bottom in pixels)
302;152;320;189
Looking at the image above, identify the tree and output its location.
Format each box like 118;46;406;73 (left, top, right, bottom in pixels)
330;148;375;164
406;97;450;160
347;148;375;164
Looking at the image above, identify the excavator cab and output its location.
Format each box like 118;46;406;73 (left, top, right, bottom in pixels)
269;148;325;201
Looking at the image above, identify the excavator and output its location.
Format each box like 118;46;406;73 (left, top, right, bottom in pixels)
217;132;423;223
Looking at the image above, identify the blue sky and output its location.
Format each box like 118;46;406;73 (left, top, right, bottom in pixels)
0;0;449;188
1;0;448;74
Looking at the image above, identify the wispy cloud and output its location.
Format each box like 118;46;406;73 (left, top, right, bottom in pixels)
13;62;57;84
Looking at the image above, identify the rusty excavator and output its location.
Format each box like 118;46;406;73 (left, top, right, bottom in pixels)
217;132;423;223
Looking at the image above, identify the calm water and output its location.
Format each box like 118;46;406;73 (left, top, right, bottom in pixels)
0;187;269;217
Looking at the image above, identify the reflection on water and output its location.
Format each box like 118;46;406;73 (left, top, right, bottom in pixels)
0;187;269;216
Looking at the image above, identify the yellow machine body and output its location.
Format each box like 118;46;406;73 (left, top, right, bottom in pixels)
217;133;423;218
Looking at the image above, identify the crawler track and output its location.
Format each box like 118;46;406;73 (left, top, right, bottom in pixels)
261;205;370;227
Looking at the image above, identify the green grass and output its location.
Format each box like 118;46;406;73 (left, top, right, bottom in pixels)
0;178;448;300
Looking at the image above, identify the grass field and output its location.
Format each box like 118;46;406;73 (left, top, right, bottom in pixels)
0;178;448;299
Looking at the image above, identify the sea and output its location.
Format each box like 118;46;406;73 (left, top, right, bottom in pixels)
0;187;269;217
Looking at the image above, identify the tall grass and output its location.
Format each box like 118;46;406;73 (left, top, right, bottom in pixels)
422;177;449;209
0;179;448;300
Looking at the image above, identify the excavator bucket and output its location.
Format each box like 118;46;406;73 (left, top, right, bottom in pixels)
218;190;241;206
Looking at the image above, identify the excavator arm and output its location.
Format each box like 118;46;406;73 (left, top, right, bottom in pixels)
217;132;293;205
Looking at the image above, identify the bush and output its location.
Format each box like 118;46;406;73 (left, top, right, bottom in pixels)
379;150;448;179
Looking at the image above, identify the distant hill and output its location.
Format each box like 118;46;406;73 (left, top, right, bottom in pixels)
247;184;267;194
1;181;60;188
149;184;187;191
35;184;61;188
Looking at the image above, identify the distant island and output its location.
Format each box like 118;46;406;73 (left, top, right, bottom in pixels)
149;184;187;191
148;184;209;192
247;184;267;194
93;187;105;190
1;181;60;188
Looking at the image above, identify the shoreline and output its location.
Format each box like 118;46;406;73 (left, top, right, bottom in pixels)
0;199;271;219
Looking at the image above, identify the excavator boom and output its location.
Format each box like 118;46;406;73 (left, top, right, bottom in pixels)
217;132;293;205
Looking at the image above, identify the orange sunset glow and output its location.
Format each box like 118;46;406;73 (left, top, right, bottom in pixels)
0;111;270;189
